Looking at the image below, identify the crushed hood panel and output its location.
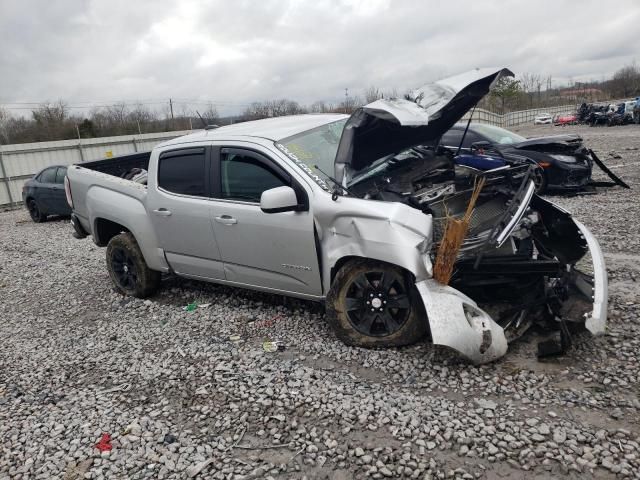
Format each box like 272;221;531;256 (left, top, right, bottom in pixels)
511;134;584;151
334;67;514;182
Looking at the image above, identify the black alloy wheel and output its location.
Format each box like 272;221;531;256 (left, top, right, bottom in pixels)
106;232;160;298
326;260;428;348
110;247;139;291
344;270;411;337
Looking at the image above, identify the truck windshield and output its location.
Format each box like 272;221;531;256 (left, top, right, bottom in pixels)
276;119;347;190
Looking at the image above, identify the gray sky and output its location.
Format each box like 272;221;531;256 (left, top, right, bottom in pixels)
1;0;638;116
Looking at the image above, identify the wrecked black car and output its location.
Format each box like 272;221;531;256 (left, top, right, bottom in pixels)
439;123;628;193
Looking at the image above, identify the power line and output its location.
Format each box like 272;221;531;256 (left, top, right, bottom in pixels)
0;100;256;112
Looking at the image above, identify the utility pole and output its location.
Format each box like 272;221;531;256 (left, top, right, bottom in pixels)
169;98;174;129
344;88;349;113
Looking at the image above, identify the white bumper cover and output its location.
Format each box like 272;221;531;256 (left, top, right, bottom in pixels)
416;279;508;364
416;220;607;364
573;220;608;336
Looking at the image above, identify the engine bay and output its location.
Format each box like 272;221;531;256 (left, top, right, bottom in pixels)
347;146;597;352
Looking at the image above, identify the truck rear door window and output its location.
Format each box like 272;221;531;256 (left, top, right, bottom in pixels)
158;148;206;197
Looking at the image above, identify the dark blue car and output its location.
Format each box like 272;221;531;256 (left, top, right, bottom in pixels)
22;165;72;222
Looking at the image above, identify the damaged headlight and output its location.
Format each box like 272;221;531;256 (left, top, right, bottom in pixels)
549;154;577;163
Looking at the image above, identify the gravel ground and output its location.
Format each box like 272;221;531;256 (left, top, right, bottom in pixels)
1;124;639;480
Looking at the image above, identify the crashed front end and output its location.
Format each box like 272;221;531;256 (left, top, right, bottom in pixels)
331;162;608;364
422;175;607;364
323;67;608;364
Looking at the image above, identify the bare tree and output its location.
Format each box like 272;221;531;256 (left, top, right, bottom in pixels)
202;103;219;124
128;103;157;133
310;101;334;113
383;87;399;99
32;100;68;125
339;95;363;114
0;107;10;144
364;86;382;104
609;63;640;98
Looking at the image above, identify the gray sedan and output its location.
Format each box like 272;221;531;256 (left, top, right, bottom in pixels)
22;165;71;222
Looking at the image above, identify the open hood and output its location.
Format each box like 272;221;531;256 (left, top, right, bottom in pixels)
334;67;514;183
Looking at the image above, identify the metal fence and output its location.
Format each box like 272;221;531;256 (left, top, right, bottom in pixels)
0;130;192;206
460;104;579;127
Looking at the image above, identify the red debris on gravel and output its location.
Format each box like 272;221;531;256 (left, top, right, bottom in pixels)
95;433;113;452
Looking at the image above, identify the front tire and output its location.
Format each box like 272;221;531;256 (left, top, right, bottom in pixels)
106;232;160;298
531;166;548;194
326;259;428;348
27;199;47;223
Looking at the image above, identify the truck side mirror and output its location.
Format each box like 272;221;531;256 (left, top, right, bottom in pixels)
260;186;302;214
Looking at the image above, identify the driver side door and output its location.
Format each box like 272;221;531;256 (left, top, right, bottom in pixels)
209;146;322;297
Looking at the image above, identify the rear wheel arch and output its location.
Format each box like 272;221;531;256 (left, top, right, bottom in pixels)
94;217;130;247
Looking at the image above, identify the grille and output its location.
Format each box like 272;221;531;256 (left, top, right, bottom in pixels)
432;197;508;244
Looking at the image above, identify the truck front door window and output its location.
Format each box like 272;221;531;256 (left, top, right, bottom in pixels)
220;153;287;202
158;150;206;196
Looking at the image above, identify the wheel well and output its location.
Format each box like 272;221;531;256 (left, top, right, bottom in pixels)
330;256;415;286
94;218;130;247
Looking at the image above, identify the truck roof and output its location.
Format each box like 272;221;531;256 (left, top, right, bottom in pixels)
160;113;348;147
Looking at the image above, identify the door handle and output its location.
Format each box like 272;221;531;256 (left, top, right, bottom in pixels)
153;208;172;217
214;215;237;225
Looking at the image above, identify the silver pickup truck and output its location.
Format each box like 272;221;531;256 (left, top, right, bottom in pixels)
66;68;607;364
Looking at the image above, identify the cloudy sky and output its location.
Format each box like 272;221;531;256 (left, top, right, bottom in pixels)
1;0;638;116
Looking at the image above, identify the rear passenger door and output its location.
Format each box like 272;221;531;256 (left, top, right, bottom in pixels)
209;146;321;296
147;146;225;280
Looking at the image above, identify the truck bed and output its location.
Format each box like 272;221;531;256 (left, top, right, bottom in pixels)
80;151;151;178
67;151;152;236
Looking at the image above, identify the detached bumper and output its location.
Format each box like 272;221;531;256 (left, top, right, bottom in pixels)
416;221;606;364
573;221;607;335
416;279;508;364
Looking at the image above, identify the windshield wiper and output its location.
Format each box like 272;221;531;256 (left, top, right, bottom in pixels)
314;165;355;200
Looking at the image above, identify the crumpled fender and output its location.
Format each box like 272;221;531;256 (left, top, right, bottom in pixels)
573;220;607;335
315;196;433;293
416;279;508;364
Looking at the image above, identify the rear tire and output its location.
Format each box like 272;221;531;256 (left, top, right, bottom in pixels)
106;232;160;298
27;199;47;223
326;259;428;348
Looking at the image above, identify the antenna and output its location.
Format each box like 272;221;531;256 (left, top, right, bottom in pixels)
195;110;207;128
